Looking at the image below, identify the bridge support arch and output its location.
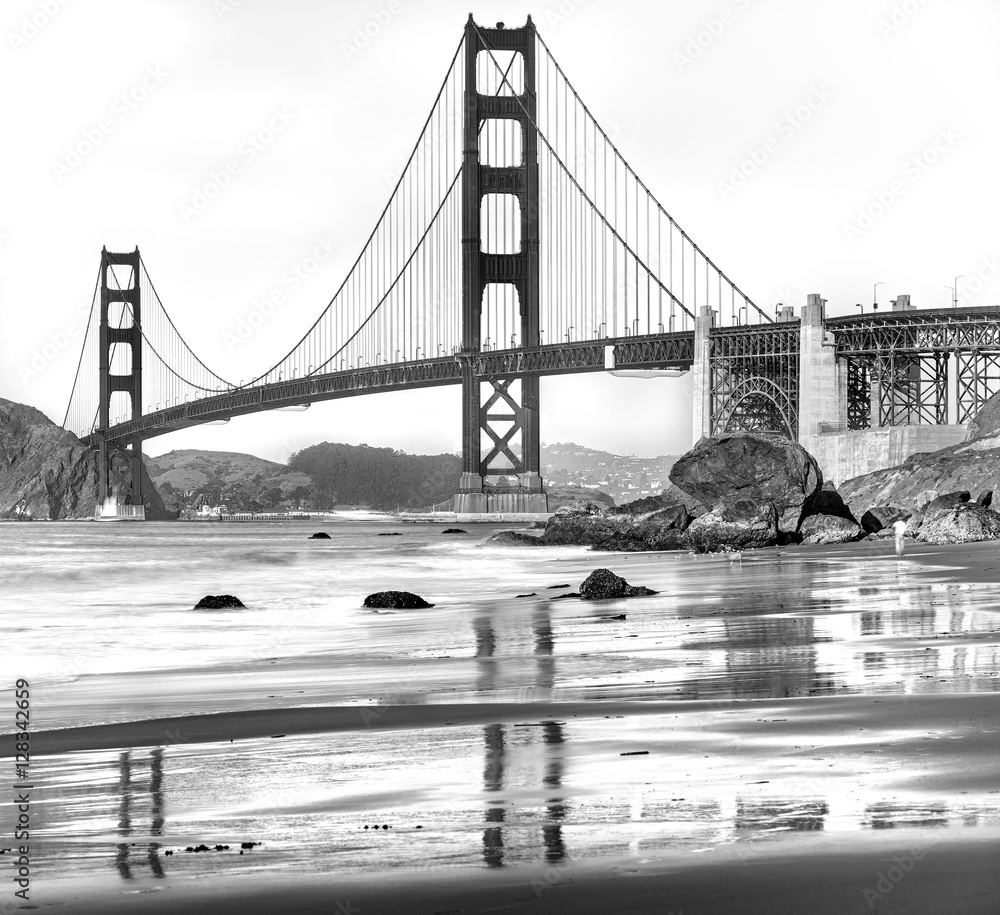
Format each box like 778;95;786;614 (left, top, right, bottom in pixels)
455;16;547;515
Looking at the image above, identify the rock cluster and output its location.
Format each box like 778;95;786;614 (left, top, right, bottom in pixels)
495;432;832;554
490;410;1000;551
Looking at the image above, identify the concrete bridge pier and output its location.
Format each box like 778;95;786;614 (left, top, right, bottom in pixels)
797;292;966;488
797;293;846;453
691;306;716;442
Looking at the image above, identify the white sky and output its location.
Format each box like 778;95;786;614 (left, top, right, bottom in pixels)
2;0;998;461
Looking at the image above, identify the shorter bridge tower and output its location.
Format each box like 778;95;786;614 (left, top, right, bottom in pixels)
97;247;144;506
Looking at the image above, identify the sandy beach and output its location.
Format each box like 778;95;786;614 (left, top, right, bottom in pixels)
4;533;1000;914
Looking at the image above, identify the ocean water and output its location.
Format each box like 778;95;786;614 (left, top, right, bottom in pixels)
4;520;1000;720
4;521;1000;890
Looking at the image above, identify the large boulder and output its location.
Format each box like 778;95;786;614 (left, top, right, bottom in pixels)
684;500;778;553
916;502;1000;544
579;568;656;600
799;514;864;545
669;433;821;533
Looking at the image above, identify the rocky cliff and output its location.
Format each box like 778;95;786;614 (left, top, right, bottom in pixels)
839;392;1000;515
0;398;169;520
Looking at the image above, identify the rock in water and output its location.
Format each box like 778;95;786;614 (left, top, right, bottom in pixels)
578;568;657;600
194;594;245;609
363;591;434;609
441;528;467;535
800;514;864;545
309;532;331;539
916;502;1000;544
669;432;821;534
684;500;779;553
485;530;544;546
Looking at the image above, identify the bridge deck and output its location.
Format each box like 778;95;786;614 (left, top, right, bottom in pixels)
88;333;695;445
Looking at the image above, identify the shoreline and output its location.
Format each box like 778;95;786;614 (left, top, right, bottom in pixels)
49;831;1000;915
5;692;1000;761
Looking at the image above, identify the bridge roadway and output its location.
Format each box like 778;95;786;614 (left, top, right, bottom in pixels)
86;332;696;446
85;306;1000;448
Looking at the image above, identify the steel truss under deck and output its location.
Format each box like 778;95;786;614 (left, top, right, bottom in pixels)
710;323;800;437
831;308;1000;429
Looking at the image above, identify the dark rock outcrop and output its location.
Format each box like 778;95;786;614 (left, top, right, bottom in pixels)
799;514;864;545
860;505;911;535
363;591;434;609
194;594;245;609
907;491;970;537
916;502;1000;544
309;532;331;539
486;530;544;546
536;499;690;552
977;490;993;508
578;568;656;600
809;485;857;524
684;500;779;553
441;528;467;535
0;398;170;520
668;432;821;533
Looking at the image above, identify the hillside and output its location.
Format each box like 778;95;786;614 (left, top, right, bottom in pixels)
142;441;679;514
0;398;168;519
542;442;679;504
146;449;314;513
287;442;461;511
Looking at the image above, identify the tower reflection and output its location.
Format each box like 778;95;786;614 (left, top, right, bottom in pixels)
475;604;568;866
114;748;166;879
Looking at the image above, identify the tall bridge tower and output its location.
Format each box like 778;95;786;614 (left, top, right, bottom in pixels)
97;247;144;506
456;16;547;514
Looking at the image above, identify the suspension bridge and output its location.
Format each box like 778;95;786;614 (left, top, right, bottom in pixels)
63;15;1000;515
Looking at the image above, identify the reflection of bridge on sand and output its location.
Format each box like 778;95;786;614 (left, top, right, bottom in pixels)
476;606;565;867
115;747;165;880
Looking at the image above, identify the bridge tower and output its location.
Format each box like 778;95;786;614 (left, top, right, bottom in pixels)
97;247;144;507
456;15;547;515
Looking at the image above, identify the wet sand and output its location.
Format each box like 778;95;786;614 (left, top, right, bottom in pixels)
5;537;1000;913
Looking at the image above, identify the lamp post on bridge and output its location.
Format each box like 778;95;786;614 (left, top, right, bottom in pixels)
946;276;965;308
565;326;573;342
855;303;864;315
873;281;884;312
